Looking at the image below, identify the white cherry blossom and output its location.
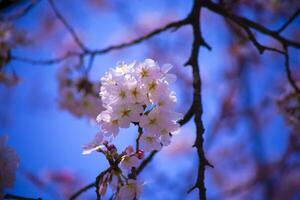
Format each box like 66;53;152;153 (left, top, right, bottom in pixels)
120;155;140;172
140;134;162;152
85;58;184;199
116;179;143;200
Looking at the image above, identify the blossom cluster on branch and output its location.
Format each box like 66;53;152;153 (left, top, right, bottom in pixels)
82;58;182;199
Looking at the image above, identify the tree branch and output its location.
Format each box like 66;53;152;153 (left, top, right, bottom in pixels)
92;18;190;55
203;0;300;49
240;24;284;54
0;0;41;21
47;0;88;52
184;1;213;199
10;18;189;66
277;9;300;34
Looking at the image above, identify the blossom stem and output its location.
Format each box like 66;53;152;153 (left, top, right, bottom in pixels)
136;126;143;153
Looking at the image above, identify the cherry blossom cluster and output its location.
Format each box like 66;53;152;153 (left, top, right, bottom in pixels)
0;135;19;198
57;64;103;120
97;59;182;151
83;59;182;199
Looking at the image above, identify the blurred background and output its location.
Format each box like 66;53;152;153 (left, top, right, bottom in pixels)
0;0;300;199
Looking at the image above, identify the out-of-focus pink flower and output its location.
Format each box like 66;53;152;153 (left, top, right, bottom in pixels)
57;63;104;120
276;85;300;131
0;135;20;198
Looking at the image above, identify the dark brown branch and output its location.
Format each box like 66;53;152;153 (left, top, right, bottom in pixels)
10;19;189;66
47;0;88;52
283;45;300;95
85;54;95;74
4;194;42;200
241;24;284;54
203;0;300;96
185;1;213;200
0;0;41;21
277;9;300;34
10;51;80;65
92;18;190;55
69;183;95;200
203;0;300;49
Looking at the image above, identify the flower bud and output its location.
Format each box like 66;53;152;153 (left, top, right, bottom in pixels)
107;144;117;152
137;150;144;159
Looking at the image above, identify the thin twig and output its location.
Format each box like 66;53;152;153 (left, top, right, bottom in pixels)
92;18;190;54
10;19;189;66
47;0;88;51
0;0;41;21
203;0;300;49
10;51;81;65
85;54;95;74
241;25;284;54
277;9;300;34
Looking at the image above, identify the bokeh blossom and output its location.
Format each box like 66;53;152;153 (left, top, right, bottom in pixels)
0;135;19;198
57;63;104;120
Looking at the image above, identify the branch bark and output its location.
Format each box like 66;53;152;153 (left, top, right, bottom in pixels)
185;1;213;200
203;0;300;49
10;18;189;66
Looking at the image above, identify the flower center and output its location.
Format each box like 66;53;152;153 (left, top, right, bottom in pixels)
149;118;157;125
121;109;131;117
148;81;157;91
140;68;149;78
118;90;126;98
